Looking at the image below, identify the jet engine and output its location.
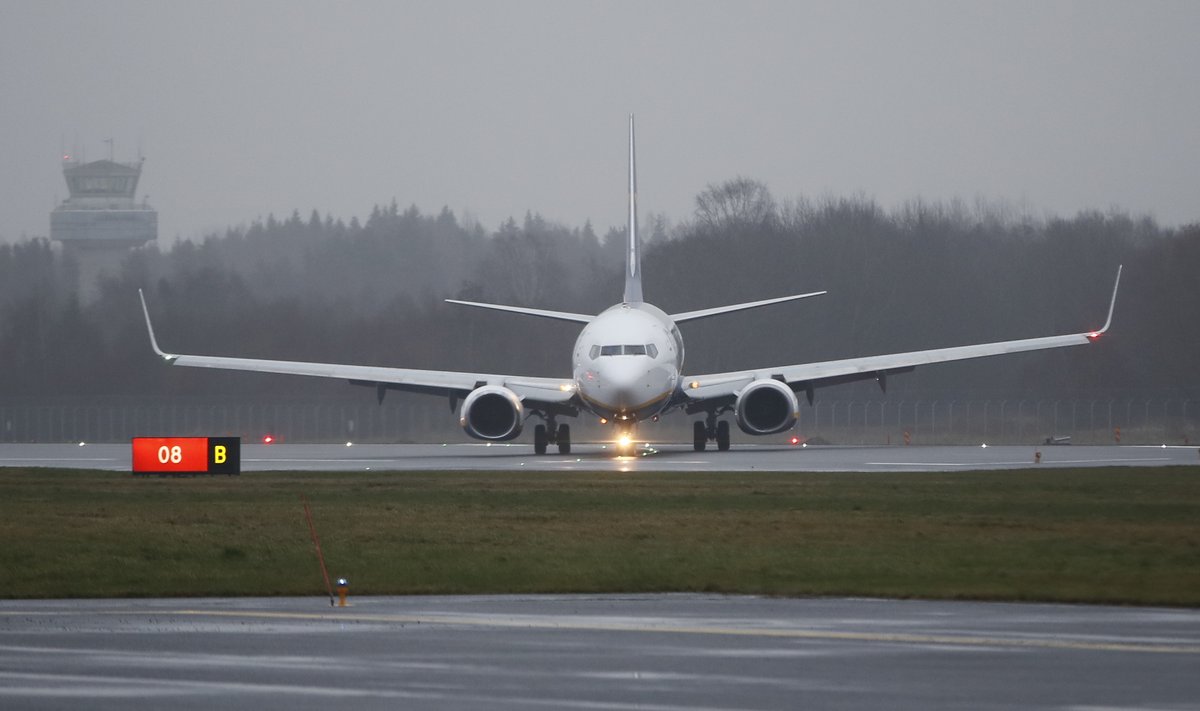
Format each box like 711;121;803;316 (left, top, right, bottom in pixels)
459;386;524;441
734;379;799;435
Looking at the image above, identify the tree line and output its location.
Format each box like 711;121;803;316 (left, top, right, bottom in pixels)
1;180;1196;406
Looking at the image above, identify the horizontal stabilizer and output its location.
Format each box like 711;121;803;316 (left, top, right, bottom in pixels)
670;290;826;323
445;299;594;323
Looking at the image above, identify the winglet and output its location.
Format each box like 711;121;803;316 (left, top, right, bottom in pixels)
138;289;175;361
623;114;644;303
1087;265;1122;341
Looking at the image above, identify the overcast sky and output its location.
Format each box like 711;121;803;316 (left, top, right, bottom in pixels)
2;0;1197;246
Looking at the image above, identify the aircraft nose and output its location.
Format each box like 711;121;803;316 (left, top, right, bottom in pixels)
602;358;644;389
598;358;659;409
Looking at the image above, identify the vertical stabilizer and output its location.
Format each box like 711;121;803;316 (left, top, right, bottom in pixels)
623;114;644;303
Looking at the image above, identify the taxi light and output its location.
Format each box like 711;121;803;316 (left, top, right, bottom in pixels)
617;434;633;449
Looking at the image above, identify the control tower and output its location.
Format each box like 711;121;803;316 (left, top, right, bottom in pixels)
51;155;157;299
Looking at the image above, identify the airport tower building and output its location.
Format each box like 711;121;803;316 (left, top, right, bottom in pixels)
50;155;157;300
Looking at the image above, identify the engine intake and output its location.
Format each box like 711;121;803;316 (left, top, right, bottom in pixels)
735;379;799;435
459;386;524;441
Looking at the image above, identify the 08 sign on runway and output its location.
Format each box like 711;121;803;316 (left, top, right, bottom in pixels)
131;437;240;475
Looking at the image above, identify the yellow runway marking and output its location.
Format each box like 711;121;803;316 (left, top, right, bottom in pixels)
172;609;1200;655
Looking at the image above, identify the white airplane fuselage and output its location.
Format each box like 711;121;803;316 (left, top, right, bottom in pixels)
572;302;683;423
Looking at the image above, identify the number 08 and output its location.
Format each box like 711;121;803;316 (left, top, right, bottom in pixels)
157;445;183;464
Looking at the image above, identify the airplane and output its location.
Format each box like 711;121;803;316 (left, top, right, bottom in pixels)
139;115;1122;455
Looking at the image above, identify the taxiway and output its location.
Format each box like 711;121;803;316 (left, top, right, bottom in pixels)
1;594;1197;710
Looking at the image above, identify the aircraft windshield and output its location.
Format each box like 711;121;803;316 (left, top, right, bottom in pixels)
593;344;657;358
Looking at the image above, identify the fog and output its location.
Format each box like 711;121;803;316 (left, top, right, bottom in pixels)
2;0;1199;245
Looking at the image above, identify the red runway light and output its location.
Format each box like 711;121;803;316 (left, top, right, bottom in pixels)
262;435;275;444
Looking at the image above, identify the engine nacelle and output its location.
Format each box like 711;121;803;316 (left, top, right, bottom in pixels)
459;386;524;441
735;379;799;435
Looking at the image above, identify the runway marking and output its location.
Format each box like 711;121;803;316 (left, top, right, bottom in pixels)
866;458;1173;467
1041;458;1173;464
170;610;1200;655
867;462;1032;467
0;670;754;710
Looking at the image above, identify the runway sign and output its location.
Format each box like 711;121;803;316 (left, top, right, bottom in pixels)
131;437;240;476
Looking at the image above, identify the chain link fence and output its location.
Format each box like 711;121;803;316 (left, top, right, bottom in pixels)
2;397;1196;446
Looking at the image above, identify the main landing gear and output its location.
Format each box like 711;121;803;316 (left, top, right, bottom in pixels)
533;421;571;455
693;413;730;452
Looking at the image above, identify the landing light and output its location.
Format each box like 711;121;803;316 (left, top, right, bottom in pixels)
618;434;633;449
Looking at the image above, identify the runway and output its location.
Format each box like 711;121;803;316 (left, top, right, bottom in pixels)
1;441;1197;472
1;594;1197;710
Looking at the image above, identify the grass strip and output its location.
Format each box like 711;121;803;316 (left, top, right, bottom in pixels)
1;467;1197;605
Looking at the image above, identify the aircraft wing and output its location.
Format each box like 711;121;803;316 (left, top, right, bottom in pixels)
683;267;1121;404
139;291;576;406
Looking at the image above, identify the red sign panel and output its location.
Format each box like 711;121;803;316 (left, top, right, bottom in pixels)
131;437;240;475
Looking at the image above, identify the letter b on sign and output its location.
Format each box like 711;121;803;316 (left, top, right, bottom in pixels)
207;438;240;475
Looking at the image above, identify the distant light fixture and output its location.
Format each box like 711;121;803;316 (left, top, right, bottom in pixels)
345;441;353;447
262;435;274;444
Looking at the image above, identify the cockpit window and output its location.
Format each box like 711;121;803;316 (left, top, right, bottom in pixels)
589;345;600;360
596;344;657;357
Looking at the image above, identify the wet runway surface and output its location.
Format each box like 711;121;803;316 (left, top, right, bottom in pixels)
2;442;1197;472
2;595;1198;710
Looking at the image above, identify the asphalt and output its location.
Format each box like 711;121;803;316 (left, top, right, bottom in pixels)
2;442;1198;472
1;595;1197;710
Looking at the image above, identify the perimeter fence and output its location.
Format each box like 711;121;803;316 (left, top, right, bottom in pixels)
1;397;1196;446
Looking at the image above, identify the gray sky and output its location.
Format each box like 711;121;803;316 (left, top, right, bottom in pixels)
2;0;1198;246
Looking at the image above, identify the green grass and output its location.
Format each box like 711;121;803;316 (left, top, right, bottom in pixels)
1;467;1198;605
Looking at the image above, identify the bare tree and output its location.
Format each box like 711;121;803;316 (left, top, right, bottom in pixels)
694;177;777;232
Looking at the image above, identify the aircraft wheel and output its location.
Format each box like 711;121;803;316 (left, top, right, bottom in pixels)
716;420;731;451
693;421;707;452
557;424;571;454
534;424;548;455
